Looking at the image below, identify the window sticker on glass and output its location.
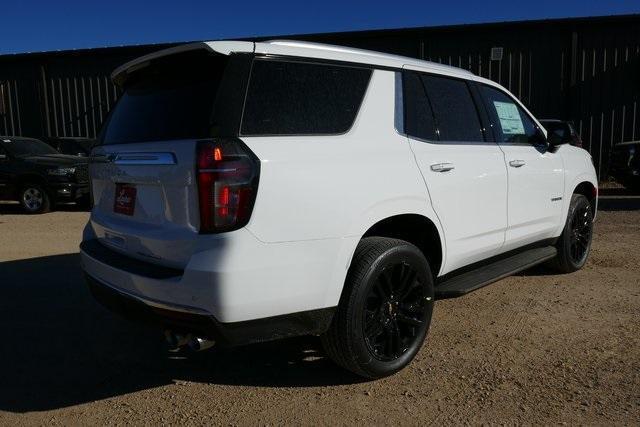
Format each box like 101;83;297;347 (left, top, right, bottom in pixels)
493;101;525;135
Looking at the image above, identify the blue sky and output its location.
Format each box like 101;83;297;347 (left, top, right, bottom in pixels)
2;0;639;54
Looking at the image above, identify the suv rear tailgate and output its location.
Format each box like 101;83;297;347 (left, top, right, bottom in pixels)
89;140;202;268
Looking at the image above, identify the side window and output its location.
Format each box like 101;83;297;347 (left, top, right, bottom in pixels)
402;72;437;141
421;75;485;142
479;85;538;144
241;60;372;135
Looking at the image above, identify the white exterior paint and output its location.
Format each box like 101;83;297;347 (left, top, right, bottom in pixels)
84;40;598;324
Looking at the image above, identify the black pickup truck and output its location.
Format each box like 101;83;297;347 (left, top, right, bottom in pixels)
0;137;90;213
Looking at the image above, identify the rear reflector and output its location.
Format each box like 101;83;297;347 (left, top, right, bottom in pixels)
196;139;259;233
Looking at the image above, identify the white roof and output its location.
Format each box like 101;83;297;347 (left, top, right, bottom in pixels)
112;39;476;82
109;39;543;134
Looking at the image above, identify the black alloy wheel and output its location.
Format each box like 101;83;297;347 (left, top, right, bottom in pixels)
322;237;434;379
550;193;593;273
568;201;593;266
363;261;430;361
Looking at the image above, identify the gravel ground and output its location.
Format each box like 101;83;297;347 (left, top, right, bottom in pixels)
0;198;639;425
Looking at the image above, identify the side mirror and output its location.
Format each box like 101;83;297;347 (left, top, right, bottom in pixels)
530;127;549;148
547;130;566;148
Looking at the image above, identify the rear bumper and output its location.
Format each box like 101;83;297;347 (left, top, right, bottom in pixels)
85;273;334;346
79;228;353;343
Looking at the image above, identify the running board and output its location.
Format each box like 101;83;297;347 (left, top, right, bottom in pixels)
434;246;557;300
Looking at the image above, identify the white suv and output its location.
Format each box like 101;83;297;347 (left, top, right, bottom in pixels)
81;40;598;378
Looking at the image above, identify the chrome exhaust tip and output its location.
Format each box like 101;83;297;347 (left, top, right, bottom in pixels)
188;337;216;352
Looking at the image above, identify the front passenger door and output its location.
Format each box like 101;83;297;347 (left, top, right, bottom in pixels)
478;84;564;250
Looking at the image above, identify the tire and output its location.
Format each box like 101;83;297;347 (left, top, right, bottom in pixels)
321;237;434;379
19;184;51;214
550;194;594;273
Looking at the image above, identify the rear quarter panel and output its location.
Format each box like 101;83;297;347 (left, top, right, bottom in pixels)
240;69;445;306
241;69;440;243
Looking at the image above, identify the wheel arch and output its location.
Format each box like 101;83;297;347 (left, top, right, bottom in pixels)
13;174;49;198
572;180;598;217
360;213;444;279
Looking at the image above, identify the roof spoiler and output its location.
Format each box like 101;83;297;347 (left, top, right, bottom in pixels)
111;41;254;86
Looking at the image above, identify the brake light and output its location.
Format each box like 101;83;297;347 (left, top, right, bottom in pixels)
196;139;259;233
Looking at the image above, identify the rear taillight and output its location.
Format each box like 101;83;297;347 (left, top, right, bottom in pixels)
196;139;259;233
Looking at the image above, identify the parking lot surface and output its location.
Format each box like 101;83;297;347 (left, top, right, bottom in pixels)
0;199;638;425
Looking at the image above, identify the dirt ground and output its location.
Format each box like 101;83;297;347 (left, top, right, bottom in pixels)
0;194;639;425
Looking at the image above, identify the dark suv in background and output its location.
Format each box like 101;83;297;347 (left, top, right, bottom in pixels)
0;137;90;213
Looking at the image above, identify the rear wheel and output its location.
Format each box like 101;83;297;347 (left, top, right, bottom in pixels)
321;237;434;379
551;194;593;273
19;184;50;214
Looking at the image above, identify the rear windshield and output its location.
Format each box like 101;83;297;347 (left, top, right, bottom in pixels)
100;51;229;145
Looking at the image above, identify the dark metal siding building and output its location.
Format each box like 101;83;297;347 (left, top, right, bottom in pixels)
1;14;638;180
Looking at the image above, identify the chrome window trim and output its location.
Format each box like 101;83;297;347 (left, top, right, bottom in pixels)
394;71;405;135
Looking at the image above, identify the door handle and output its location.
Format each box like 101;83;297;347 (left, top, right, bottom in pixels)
509;159;526;168
430;162;455;172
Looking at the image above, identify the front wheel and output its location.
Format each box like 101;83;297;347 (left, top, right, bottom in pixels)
550;194;594;273
19;184;50;214
321;237;434;379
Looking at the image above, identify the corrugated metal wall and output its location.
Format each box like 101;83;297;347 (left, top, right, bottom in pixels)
0;15;638;180
0;79;23;136
42;72;119;139
0;45;169;139
571;32;640;178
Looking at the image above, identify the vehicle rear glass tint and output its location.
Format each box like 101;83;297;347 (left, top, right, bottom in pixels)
101;51;229;145
241;60;372;135
421;75;485;142
402;72;438;141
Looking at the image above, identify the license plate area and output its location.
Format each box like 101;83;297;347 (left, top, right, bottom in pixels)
114;183;136;216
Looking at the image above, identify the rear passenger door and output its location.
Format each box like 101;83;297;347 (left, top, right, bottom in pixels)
477;84;564;250
401;69;508;274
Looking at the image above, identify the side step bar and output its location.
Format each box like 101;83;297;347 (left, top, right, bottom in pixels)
435;246;558;300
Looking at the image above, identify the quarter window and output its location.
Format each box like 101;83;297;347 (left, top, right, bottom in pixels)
479;85;538;144
241;60;372;135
